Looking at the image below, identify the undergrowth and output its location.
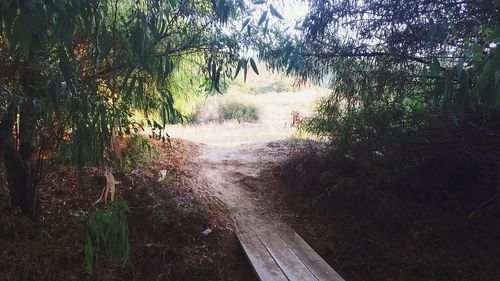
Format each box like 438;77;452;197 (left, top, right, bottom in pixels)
122;134;163;169
301;96;500;215
85;199;130;274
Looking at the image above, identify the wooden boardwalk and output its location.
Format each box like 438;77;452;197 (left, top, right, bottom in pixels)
237;226;345;281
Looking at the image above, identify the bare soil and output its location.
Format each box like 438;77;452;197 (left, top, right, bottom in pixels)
0;86;325;281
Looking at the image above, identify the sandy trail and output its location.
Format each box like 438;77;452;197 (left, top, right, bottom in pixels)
195;141;291;232
167;90;327;232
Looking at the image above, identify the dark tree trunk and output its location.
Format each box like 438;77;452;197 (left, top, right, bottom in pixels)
2;64;40;216
0;103;15;151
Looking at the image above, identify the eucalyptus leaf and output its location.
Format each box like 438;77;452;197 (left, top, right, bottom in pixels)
241;18;250;31
249;57;259;75
258;11;268;26
269;4;284;20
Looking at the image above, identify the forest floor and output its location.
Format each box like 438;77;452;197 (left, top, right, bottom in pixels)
0;138;255;281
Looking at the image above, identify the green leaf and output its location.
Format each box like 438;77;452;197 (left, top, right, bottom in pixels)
287;55;297;75
479;48;500;84
258;11;267;26
441;70;452;110
214;67;221;93
283;40;293;62
456;57;464;80
58;47;74;82
2;0;17;36
234;58;244;78
99;32;113;59
85;239;94;273
222;5;230;22
122;239;130;267
421;67;428;92
486;25;500;41
249;57;259;75
241;18;250;31
127;76;137;97
120;69;133;91
168;0;178;8
269;4;284;20
137;77;144;98
243;60;248;82
11;15;31;56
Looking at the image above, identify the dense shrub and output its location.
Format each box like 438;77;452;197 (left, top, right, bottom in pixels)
302;95;500;214
219;102;260;123
258;0;500;213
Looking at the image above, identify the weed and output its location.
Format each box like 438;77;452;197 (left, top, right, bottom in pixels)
182;202;209;221
85;199;130;274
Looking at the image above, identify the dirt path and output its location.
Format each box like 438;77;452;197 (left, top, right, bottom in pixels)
195;141;291;233
167;90;327;233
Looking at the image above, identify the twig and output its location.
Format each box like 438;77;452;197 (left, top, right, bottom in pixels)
468;195;496;218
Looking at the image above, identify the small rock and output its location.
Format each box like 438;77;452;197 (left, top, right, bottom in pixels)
158;169;168;182
201;228;212;236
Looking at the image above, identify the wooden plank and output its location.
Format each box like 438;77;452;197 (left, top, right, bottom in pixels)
257;230;318;281
279;228;345;281
237;230;289;281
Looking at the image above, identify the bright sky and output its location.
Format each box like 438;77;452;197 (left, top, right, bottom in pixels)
277;0;310;23
245;0;310;29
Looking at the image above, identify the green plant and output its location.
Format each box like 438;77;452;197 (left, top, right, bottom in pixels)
306;97;424;158
122;135;158;169
85;199;130;274
219;102;260;123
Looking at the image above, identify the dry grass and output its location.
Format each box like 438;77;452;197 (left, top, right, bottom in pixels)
168;88;328;147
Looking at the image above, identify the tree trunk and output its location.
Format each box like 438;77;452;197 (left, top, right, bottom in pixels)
0;103;15;152
2;64;40;216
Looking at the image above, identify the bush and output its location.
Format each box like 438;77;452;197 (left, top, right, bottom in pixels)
219;102;260;123
122;135;159;169
306;97;424;159
303;93;500;214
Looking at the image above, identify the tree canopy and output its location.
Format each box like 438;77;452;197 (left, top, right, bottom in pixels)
0;0;256;215
256;0;499;159
1;0;499;216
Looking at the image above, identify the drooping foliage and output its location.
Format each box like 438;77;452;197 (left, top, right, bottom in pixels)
259;0;500;154
257;0;500;211
0;0;252;215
